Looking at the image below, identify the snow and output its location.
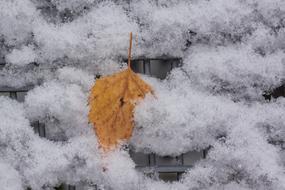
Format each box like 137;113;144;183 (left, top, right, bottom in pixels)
0;0;38;46
50;0;96;12
0;0;285;189
0;161;23;190
6;46;37;66
24;79;91;140
0;97;102;189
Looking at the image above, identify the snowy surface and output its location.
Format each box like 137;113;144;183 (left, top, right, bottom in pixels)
0;0;285;189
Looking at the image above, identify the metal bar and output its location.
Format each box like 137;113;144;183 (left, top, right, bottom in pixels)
149;153;155;166
142;60;145;73
135;166;192;173
155;166;192;173
38;123;46;137
9;92;17;100
32;121;40;135
144;59;151;75
68;185;76;190
0;85;34;92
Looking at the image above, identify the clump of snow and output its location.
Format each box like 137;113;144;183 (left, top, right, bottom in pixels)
0;97;103;189
24;80;91;140
6;46;36;66
56;67;94;91
1;0;285;189
182;45;285;101
0;0;38;46
101;150;142;190
132;80;239;155
0;161;23;190
33;1;138;67
24;67;94;140
181;122;285;190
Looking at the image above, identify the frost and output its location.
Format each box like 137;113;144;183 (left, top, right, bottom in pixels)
181;122;285;189
0;161;23;190
6;46;36;66
33;1;138;66
182;45;285;101
56;67;94;91
0;97;102;189
24;80;91;140
0;0;38;46
50;0;96;12
1;0;285;189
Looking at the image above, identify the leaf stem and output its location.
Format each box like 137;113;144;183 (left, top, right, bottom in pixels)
128;32;132;70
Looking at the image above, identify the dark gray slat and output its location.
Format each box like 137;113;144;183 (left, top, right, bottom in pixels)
129;58;182;65
131;57;182;61
67;185;76;190
0;91;28;102
271;84;285;99
38;122;46;137
129;151;150;167
125;59;181;64
135;166;192;173
0;84;32;103
131;150;206;168
203;149;208;158
0;92;10;97
135;166;155;174
31;121;46;138
149;60;172;79
9;92;17;99
177;58;183;67
158;172;179;182
130;60;144;74
130;58;183;79
65;184;99;190
149;153;155;166
182;150;205;165
154;155;182;166
31;121;40;135
16;91;28;102
170;59;183;69
144;59;151;75
0;64;5;70
0;85;34;92
155;166;192;173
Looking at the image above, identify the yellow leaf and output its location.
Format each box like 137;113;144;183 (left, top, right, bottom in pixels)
88;68;152;150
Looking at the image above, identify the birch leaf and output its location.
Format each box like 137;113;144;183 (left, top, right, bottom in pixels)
88;68;152;150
